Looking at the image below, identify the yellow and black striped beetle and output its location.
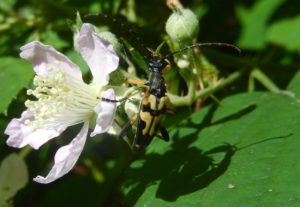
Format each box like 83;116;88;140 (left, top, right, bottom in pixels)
103;50;176;151
85;13;241;151
103;43;241;151
124;52;176;151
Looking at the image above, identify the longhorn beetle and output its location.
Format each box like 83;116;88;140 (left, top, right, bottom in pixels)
87;14;241;151
103;44;240;151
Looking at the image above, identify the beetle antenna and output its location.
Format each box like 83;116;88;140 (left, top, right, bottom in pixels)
164;42;241;59
85;13;151;60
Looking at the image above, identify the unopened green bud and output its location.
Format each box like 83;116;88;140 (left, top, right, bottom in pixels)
166;9;199;43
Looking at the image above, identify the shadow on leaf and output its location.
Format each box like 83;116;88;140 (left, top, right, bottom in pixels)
123;104;238;205
124;129;236;205
123;103;290;205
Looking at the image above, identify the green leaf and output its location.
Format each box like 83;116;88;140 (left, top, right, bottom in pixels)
122;73;300;206
0;153;29;206
236;0;285;49
0;57;34;114
266;15;300;52
286;70;300;98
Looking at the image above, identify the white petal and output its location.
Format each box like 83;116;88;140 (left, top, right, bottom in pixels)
77;23;119;86
91;89;116;136
33;122;89;184
20;41;82;80
5;110;65;149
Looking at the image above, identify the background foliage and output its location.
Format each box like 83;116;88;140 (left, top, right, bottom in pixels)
1;0;300;206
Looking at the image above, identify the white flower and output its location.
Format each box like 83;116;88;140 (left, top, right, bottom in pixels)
4;23;119;184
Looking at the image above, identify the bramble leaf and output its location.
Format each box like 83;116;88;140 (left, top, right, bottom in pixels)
122;71;300;206
0;57;34;114
236;0;284;49
266;15;300;52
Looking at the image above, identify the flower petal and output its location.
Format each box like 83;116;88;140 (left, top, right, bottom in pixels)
20;41;82;80
91;89;116;136
77;23;119;86
5;110;65;149
33;122;89;184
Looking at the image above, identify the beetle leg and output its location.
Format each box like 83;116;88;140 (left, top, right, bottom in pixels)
165;96;176;114
128;78;147;86
119;115;138;139
158;126;170;142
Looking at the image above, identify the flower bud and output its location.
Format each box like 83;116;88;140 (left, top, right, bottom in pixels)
166;9;199;43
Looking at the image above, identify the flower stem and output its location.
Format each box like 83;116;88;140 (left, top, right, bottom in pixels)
169;69;245;106
250;68;281;93
19;146;32;159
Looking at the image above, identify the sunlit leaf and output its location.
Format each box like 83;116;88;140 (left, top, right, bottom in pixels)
267;15;300;52
287;69;300;98
122;71;300;206
0;57;34;114
236;0;284;49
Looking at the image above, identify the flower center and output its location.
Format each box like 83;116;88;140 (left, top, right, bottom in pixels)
25;65;99;129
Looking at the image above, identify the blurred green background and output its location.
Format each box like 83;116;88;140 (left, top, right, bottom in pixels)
1;0;300;206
